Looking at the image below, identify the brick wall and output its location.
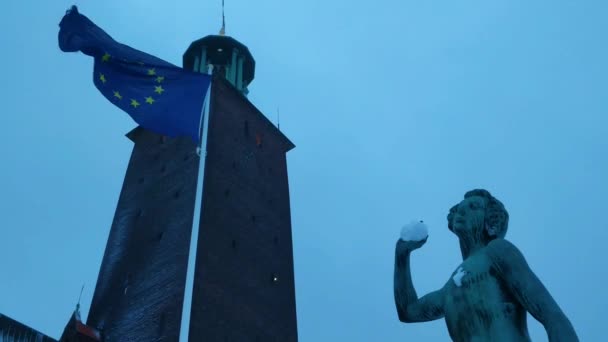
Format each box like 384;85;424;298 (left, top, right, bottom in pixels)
189;78;298;341
87;130;199;342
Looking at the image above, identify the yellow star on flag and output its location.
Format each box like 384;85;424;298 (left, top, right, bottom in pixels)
130;99;140;108
154;85;165;95
156;76;165;83
102;53;111;62
113;91;122;100
145;96;155;104
147;68;156;76
99;73;107;83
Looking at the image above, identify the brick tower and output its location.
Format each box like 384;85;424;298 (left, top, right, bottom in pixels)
86;34;298;341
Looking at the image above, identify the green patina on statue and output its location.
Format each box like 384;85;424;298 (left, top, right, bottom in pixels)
394;189;579;341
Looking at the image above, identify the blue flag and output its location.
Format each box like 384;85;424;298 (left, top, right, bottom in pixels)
58;6;211;143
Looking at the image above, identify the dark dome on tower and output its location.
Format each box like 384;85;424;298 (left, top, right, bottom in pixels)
183;35;255;95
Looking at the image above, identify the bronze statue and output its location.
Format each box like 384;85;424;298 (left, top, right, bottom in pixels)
394;189;578;341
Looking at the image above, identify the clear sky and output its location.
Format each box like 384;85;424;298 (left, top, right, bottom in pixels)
1;0;607;341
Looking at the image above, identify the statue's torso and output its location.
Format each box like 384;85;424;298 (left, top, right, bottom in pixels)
443;250;531;342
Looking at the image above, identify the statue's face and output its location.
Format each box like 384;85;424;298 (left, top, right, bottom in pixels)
451;195;487;236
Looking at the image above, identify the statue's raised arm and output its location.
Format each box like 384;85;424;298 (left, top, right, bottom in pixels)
393;226;445;323
393;189;579;342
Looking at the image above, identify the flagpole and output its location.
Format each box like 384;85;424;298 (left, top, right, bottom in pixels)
179;66;213;342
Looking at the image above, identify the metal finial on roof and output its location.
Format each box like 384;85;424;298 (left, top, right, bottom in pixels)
219;0;226;35
77;284;85;306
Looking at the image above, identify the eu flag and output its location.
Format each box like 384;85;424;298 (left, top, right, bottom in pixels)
58;6;211;143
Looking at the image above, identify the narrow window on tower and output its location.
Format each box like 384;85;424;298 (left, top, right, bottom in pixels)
231;239;237;250
158;312;166;335
256;133;262;148
134;209;143;227
124;273;132;295
244;120;249;137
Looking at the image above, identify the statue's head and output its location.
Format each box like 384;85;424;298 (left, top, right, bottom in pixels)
447;189;509;243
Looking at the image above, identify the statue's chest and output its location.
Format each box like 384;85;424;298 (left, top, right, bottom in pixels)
444;255;503;310
449;259;492;289
443;256;522;338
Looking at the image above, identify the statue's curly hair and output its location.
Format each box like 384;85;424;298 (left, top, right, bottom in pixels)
447;189;509;241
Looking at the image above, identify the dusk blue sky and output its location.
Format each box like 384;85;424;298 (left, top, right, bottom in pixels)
1;1;607;341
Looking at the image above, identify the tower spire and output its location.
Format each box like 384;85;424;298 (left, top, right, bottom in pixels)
219;0;226;36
